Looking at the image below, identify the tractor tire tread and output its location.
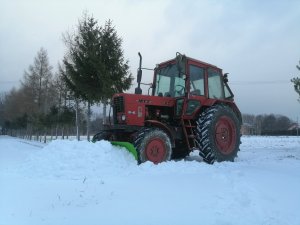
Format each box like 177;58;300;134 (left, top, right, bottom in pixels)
196;104;241;164
133;127;172;164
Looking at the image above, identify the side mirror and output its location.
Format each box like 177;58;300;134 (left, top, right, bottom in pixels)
224;73;229;83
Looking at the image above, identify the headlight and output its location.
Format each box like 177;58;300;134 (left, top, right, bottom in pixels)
121;114;126;121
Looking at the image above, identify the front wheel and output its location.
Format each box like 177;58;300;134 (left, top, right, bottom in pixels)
196;105;241;164
133;128;172;164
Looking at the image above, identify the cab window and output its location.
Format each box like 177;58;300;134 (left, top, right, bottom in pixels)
154;64;186;97
208;68;224;99
189;65;205;96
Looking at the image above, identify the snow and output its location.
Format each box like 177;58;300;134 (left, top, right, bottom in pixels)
1;135;300;225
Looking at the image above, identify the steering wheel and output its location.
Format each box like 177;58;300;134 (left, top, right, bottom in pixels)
175;84;185;95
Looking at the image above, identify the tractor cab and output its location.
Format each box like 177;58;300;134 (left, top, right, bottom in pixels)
153;53;234;99
152;53;235;119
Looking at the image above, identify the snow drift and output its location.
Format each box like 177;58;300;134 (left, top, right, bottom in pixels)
0;135;300;225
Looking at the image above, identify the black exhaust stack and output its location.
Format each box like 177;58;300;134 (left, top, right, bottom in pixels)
135;52;142;94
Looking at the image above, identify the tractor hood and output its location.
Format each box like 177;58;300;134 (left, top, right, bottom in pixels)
112;93;175;126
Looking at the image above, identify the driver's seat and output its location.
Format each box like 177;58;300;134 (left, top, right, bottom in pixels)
164;92;171;97
191;89;201;96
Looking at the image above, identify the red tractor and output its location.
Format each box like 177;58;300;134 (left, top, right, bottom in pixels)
92;53;242;164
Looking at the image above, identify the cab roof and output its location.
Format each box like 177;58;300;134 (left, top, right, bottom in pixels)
157;55;222;71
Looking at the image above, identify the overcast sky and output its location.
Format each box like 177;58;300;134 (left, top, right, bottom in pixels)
1;0;300;120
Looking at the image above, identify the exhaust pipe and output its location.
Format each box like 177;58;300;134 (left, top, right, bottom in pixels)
135;52;142;94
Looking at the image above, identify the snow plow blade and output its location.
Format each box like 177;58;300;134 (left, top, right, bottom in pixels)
111;141;138;160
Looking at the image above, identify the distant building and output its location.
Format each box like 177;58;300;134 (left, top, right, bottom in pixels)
288;123;299;135
241;123;256;135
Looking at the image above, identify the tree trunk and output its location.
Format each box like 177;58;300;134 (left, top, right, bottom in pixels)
29;125;32;140
66;126;69;139
25;127;29;140
50;128;53;141
86;101;91;141
43;128;47;143
62;126;65;139
75;98;80;141
55;125;58;139
102;100;107;125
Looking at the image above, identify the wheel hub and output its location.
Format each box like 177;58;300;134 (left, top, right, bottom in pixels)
220;128;228;140
145;138;166;164
215;116;237;155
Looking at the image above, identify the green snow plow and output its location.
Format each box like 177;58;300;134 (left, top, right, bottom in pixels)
111;142;138;160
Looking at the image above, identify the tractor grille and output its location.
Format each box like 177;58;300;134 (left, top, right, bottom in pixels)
113;96;124;124
113;96;125;113
114;96;124;113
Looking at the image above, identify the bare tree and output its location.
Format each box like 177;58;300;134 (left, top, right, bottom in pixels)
21;48;53;115
20;48;54;140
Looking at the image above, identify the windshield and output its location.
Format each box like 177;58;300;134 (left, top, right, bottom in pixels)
154;64;186;97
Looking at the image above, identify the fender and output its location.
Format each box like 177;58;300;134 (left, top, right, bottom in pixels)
202;99;242;123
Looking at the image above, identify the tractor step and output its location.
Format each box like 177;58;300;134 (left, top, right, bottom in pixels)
182;119;197;149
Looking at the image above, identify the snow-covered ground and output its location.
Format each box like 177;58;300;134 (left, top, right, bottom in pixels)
0;135;300;225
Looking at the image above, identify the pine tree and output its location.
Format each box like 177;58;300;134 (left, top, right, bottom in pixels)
100;20;133;123
57;63;82;140
63;14;103;141
62;13;133;140
291;60;300;102
100;20;133;98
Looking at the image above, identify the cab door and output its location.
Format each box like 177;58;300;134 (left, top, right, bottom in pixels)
179;63;206;118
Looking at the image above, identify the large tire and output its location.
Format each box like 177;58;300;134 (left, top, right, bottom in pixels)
196;105;241;164
133;128;172;164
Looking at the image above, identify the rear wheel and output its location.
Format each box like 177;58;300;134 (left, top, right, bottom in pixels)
133;128;172;164
196;105;241;164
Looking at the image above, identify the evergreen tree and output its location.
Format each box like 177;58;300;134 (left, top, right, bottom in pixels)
63;15;104;103
100;20;133;98
62;13;133;140
56;64;81;140
291;60;300;102
100;20;133;123
63;14;103;140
